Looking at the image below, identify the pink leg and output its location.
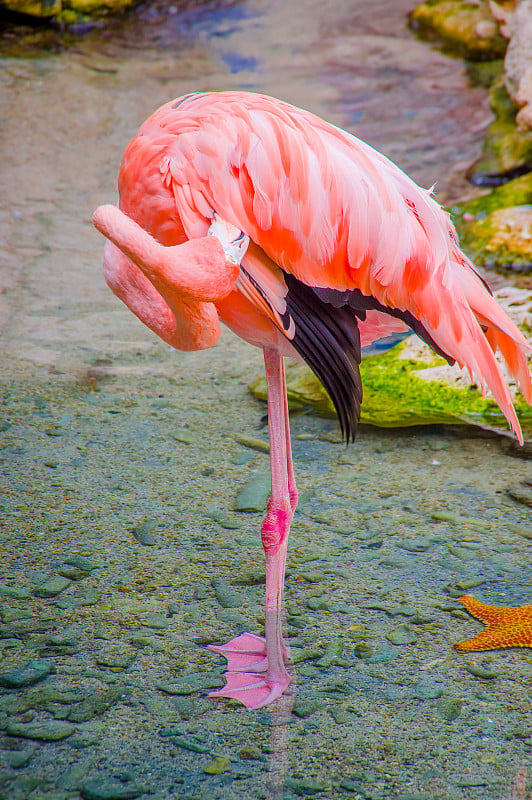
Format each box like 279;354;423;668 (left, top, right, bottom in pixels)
208;347;297;709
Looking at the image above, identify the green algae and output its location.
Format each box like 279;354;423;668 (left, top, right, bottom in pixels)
3;0;136;20
409;0;507;61
453;173;532;272
249;341;532;438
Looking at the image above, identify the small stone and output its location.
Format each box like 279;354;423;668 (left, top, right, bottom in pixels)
0;583;30;600
95;648;135;671
285;777;327;795
211;578;243;608
7;720;76;741
293;699;323;718
232;433;270;453
156;672;224;695
413;680;443;700
33;576;72;598
171;429;198;445
208;511;241;530
328;706;358;724
465;662;498;680
203;756;232;774
6;747;36;768
143;612;169;630
353;642;373;660
68;688;125;722
385;624;418;645
306;597;331;611
238;745;262;759
316;639;343;668
58;565;90;580
132;520;157;546
64;556;98;572
0;658;53;688
436;697;462;721
234;471;270;512
81;778;146;800
398;537;431;552
507;481;532;507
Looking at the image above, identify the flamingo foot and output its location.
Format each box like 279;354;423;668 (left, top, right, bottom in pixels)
207;632;269;672
207;632;292;710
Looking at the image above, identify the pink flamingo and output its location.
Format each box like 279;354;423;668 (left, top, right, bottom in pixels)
93;91;531;710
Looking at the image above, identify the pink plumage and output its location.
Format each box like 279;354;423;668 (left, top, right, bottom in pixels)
93;91;531;709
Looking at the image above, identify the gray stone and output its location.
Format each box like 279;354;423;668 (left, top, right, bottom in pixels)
33;576;72;598
234;471;270;512
81;778;146;800
7;720;76;740
0;658;53;688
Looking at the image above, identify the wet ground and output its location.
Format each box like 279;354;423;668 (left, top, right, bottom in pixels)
0;1;531;798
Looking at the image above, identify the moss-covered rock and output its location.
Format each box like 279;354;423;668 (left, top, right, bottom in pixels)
467;79;532;186
452;173;532;272
249;315;532;439
409;0;508;61
2;0;136;20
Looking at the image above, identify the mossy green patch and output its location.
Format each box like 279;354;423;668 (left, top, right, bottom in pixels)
409;0;507;61
249;341;532;438
452;173;532;272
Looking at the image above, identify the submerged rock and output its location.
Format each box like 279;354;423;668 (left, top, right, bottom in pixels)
0;658;53;689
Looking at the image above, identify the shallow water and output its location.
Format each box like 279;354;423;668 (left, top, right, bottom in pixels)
0;1;531;799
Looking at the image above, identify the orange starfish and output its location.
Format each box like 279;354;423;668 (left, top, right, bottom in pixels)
454;595;532;651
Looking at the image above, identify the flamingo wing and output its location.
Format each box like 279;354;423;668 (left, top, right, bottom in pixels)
123;91;531;442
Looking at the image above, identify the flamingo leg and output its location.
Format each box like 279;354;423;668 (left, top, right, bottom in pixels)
208;346;296;709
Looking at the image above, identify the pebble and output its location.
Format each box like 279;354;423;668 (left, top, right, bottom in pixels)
59;565;90;580
507;481;532;507
81;778;146;800
7;720;76;741
156;672;224;695
0;583;30;600
292;699;323;718
208;511;241;530
0;687;80;713
33;576;72;598
6;747;36;768
328;706;359;724
436;697;462;721
284;777;327;795
95;648;135;671
232;433;270;453
203;756;232;774
413;680;443;700
385;625;418;645
306;597;331;611
64;555;99;572
465;662;498;680
398;537;431;552
131;520;157;546
68;687;125;722
239;745;262;759
316;639;343;668
143;612;169;630
171;429;198;444
234;471;271;512
0;658;53;688
211;578;243;608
